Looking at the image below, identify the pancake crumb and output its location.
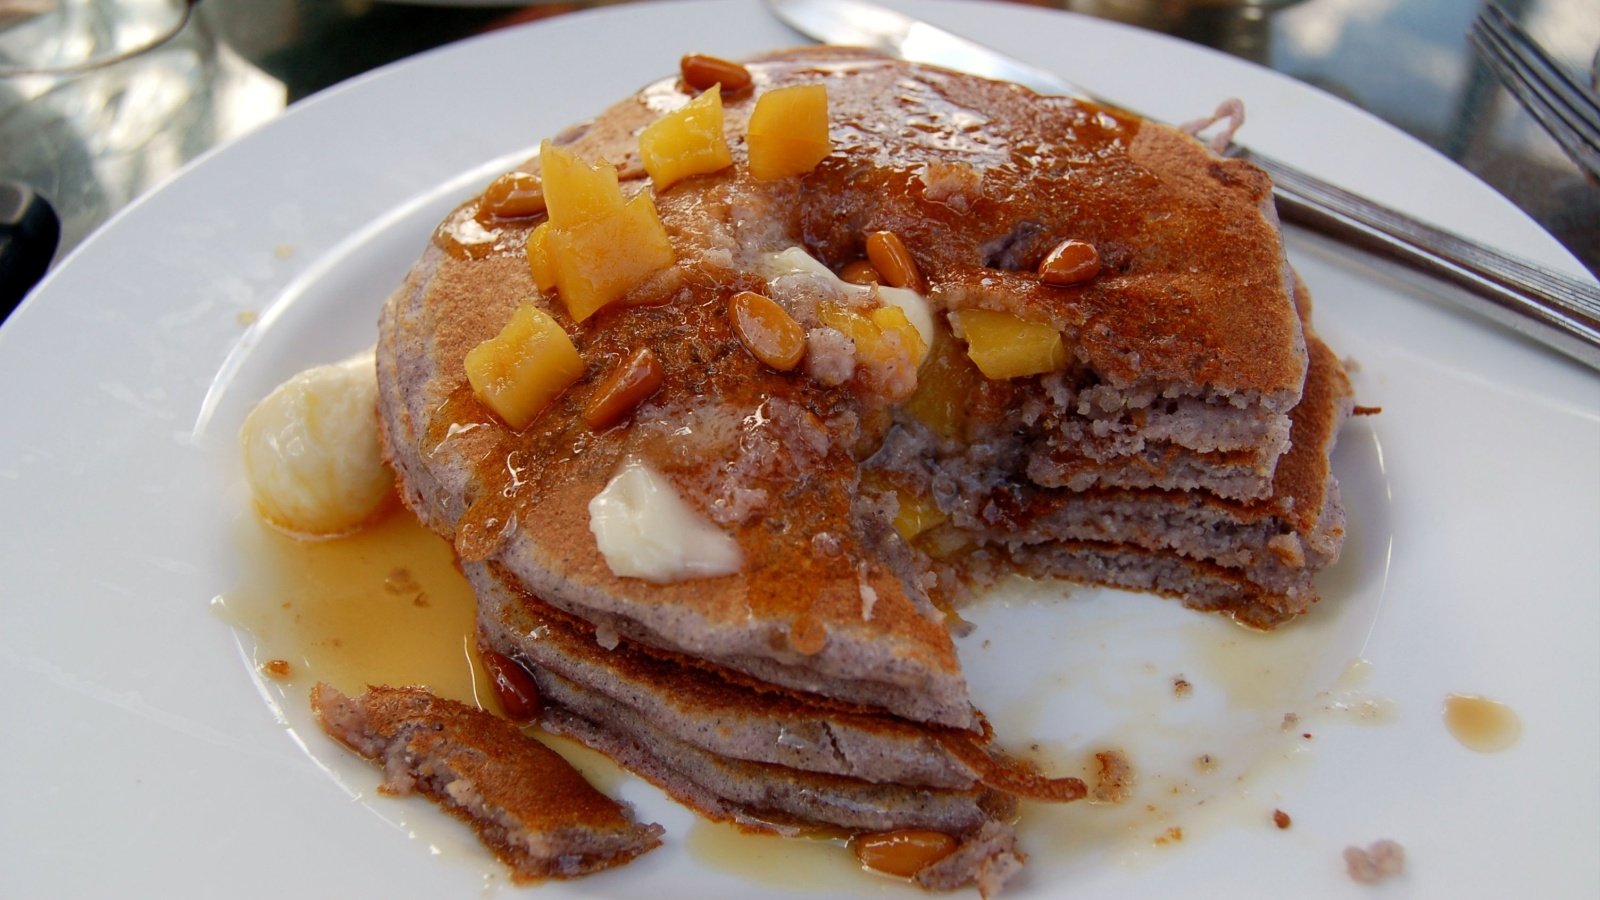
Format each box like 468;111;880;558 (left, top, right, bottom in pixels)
1172;675;1192;697
1344;839;1405;883
1091;749;1134;803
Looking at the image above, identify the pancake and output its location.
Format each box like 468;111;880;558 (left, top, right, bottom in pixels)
376;47;1325;730
472;558;1090;799
370;46;1352;893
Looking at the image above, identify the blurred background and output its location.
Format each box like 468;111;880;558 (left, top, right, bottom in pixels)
1;0;1596;304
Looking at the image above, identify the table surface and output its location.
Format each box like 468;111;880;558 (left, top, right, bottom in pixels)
2;0;1597;296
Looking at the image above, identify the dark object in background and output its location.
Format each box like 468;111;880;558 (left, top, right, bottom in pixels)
0;181;60;323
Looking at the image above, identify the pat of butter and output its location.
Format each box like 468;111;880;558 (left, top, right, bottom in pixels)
588;460;741;582
760;247;934;348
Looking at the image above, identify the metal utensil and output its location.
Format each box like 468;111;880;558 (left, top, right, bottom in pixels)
766;0;1600;372
1469;4;1600;181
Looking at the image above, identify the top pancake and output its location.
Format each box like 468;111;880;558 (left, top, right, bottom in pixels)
375;48;1311;728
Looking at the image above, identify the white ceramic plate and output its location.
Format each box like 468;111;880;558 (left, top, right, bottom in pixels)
2;1;1596;897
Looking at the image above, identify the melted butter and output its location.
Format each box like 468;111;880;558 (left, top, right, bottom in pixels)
1444;694;1522;753
686;820;865;892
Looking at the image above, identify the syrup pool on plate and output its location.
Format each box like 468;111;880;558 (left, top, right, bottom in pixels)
215;505;627;794
1442;694;1522;753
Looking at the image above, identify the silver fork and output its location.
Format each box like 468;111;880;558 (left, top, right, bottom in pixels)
1469;4;1600;180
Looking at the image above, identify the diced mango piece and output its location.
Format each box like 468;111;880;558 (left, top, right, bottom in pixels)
539;140;626;229
818;302;876;350
640;84;733;191
526;221;557;293
903;329;981;440
870;305;928;366
464;304;585;430
861;471;947;543
546;193;675;322
891;488;947;542
818;302;925;372
746;83;832;180
533;139;675;321
949;308;1068;379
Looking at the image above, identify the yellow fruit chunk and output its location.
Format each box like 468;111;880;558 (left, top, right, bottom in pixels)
640;84;733;191
540;139;625;229
949;308;1068;379
818;302;925;371
817;302;873;345
746;83;832;180
891;488;947;542
870;305;928;366
860;472;944;543
526;221;556;293
546;193;675;322
904;329;981;439
464;304;585;430
535;140;675;321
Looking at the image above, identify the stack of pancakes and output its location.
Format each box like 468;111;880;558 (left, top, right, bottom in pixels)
374;48;1350;888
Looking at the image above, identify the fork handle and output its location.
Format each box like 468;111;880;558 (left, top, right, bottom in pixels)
1236;147;1600;372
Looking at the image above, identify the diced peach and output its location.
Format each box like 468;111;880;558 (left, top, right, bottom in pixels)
546;193;675;322
891;488;947;542
903;328;982;439
860;472;944;542
538;139;625;229
640;84;733;191
533;140;675;321
746;83;832;180
818;302;876;350
949;308;1068;379
526;221;557;293
464;304;585;430
870;304;927;366
818;302;924;372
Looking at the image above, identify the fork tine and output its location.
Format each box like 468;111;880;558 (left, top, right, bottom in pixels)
1479;6;1600;145
1470;22;1598;155
1472;7;1600;149
1470;9;1600;177
1472;33;1600;178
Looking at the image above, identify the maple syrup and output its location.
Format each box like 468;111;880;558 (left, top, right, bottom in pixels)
219;507;489;704
216;504;630;795
1443;694;1522;753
